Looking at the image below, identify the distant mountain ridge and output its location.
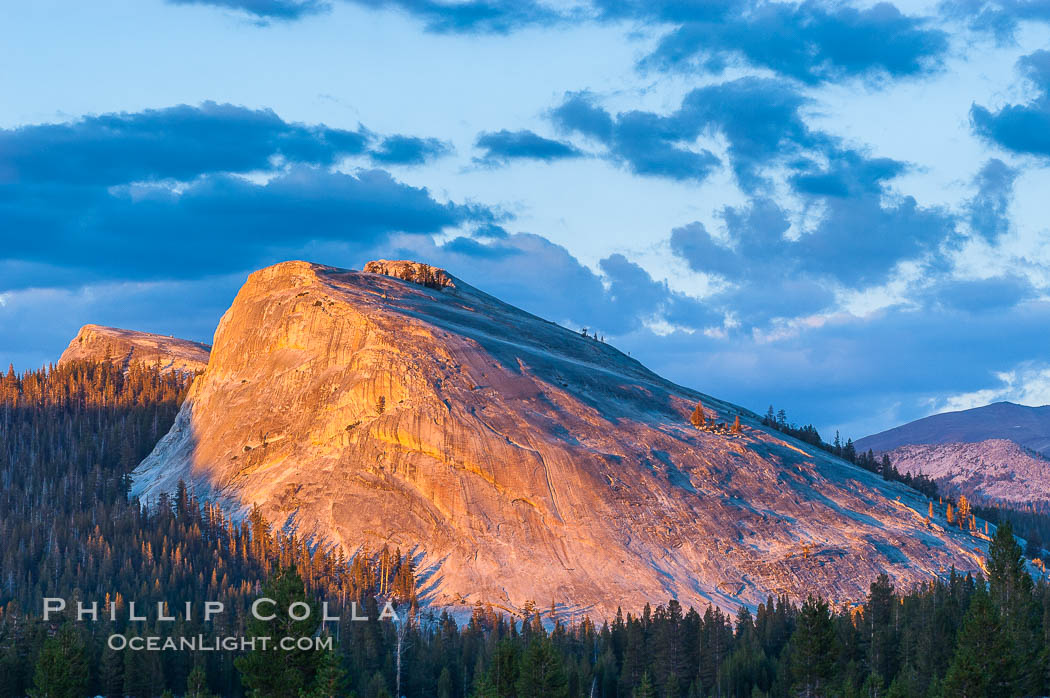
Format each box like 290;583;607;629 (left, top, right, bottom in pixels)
856;402;1050;457
857;402;1050;507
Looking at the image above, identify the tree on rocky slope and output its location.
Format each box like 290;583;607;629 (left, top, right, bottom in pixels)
690;402;706;429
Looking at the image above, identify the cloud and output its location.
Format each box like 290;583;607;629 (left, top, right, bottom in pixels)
551;92;721;183
676;78;820;189
971;49;1050;159
0;102;369;186
929;274;1035;312
670;183;954;317
473;129;583;165
639;1;947;85
370;134;453;165
669;203;837;323
966;158;1018;242
795;192;955;287
551;82;957;303
357;0;567;34
0;106;496;287
553;79;856;189
943;0;1050;41
167;0;567;32
164;0;949;89
168;0;330;21
1;168;493;286
934;361;1050;413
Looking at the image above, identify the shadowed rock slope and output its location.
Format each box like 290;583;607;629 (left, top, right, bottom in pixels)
132;260;993;618
59;324;210;374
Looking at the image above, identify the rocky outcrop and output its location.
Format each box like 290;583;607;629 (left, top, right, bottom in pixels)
886;439;1050;506
59;325;210;374
132;260;995;618
364;259;455;289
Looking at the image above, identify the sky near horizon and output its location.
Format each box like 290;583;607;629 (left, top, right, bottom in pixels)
2;0;1050;439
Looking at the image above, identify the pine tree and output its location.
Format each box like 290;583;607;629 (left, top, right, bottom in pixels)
863;574;898;687
100;646;124;698
788;596;834;698
986;521;1041;692
516;638;568;698
690;402;706;429
123;641;165;698
29;624;88;698
185;664;214;698
941;587;1015;696
731;415;742;434
235;566;321;696
633;671;656;698
842;438;856;463
958;495;972;527
305;647;347;698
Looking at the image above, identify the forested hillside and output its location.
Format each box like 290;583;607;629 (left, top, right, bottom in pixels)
3;362;1050;697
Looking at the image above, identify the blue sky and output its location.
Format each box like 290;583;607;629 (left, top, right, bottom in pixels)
2;0;1050;439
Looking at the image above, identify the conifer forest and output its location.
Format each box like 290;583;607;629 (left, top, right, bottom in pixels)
2;362;1050;697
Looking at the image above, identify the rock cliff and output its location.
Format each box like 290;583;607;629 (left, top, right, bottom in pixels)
132;260;994;618
59;324;210;374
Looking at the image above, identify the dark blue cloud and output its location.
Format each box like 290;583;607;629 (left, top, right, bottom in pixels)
591;0;735;23
353;0;565;34
474;129;583;165
971;49;1050;158
943;0;1050;41
0;105;496;288
553;81;956;301
606;110;721;181
550;93;614;141
676;78;820;189
370;134;452;165
551;92;721;183
554;79;904;194
168;0;329;21
0;102;369;186
641;1;948;85
599;253;721;331
671;181;956;321
967;158;1017;242
1;168;493;287
795;193;956;287
931;274;1035;312
167;0;566;32
790;150;907;197
669;202;837;323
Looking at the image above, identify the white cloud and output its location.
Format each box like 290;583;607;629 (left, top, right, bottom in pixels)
933;361;1050;412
